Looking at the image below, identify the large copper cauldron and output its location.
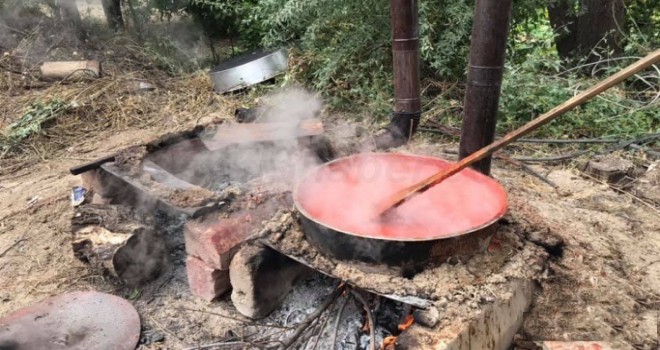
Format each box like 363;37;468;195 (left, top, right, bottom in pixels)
293;153;508;274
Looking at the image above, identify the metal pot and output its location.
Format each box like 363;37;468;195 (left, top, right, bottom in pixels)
293;153;507;274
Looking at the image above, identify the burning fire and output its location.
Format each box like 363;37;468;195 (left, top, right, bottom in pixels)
398;314;414;331
380;314;415;349
381;336;397;350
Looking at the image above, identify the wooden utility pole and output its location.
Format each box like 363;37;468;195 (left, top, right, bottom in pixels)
458;0;513;175
376;0;422;149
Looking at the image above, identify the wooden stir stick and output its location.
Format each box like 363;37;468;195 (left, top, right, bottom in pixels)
376;49;660;219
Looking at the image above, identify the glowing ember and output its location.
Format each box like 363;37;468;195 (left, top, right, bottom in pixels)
381;335;397;349
398;314;414;331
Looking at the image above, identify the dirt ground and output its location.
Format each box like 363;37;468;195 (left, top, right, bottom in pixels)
1;120;659;349
0;11;658;348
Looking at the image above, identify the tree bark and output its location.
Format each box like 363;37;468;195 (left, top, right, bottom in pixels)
58;0;82;27
576;0;625;59
548;0;626;62
101;0;124;31
547;0;577;59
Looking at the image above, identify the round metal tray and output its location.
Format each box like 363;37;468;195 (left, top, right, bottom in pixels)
209;48;288;93
0;291;140;350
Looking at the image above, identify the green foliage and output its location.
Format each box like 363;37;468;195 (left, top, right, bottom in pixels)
499;42;659;138
3;99;68;141
236;0;475;113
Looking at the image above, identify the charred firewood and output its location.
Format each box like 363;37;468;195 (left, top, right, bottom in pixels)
71;204;165;286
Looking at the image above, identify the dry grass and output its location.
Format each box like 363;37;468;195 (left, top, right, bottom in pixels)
0;48;241;175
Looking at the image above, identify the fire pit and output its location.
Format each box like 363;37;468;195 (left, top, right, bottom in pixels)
70;99;548;349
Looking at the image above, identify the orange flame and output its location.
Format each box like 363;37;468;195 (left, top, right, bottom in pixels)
381;335;397;350
398;315;414;332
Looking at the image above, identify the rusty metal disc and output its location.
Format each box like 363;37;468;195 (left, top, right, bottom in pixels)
0;291;140;350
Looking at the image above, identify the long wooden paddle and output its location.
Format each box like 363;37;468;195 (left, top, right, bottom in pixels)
376;49;660;219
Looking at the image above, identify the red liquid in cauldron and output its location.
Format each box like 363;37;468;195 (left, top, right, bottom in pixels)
295;153;508;240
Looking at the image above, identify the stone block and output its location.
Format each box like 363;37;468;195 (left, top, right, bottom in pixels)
230;244;312;319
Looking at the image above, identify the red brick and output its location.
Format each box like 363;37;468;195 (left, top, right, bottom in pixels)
186;256;231;301
184;195;290;270
184;218;241;270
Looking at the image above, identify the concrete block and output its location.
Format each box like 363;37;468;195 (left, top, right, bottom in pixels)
230;244;312;319
398;279;535;350
186;256;231;302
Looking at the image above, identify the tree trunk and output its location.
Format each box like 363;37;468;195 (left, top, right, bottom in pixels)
547;0;577;59
58;0;82;27
576;0;625;59
548;0;626;62
101;0;124;31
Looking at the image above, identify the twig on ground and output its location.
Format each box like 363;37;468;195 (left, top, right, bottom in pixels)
149;316;186;349
555;56;643;76
310;296;337;350
279;283;345;349
418;126;460;137
514;150;591;162
419;126;645;145
0;23;27;35
495;153;558;188
351;289;376;350
580;171;660;216
183;340;267;350
632;260;660;276
629;144;660;159
0;238;27;258
330;293;351;349
179;307;290;329
440;148;558;188
515;138;620;144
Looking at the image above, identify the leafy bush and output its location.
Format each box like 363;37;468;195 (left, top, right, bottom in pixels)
3;99;68;141
499;28;659;139
236;0;476;112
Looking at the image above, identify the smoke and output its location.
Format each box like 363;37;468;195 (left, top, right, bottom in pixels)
255;87;323;123
168;87;325;193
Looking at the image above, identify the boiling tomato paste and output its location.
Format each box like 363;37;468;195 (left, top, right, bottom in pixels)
294;153;508;240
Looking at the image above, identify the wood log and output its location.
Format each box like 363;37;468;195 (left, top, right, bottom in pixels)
71;204;165;286
40;61;101;81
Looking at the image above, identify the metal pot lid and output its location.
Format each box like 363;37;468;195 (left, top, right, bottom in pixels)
294;153;508;242
0;291;140;350
209;48;288;93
